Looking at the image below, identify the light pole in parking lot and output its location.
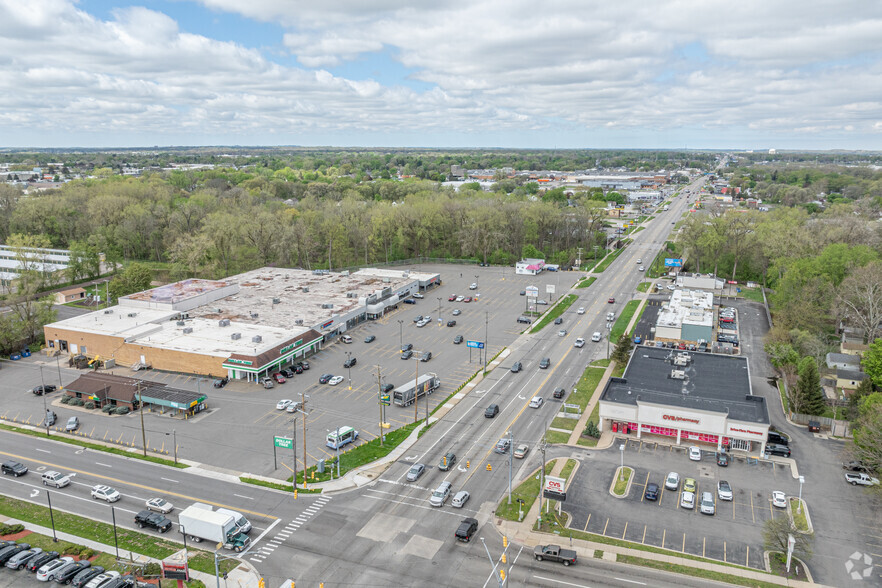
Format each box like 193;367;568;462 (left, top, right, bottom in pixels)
397;320;403;351
39;365;50;437
797;475;805;513
619;443;625;481
437;297;442;327
474;274;479;290
345;351;353;390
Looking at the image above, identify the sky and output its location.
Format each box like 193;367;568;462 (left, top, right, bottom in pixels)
1;0;882;150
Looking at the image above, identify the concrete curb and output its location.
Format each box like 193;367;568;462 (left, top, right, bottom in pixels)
609;467;633;498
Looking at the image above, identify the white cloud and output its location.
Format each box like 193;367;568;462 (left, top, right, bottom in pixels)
0;0;881;146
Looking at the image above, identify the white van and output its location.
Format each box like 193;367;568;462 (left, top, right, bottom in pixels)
340;335;352;344
429;481;452;507
326;426;358;449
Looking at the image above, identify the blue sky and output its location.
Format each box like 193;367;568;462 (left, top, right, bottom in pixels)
1;0;881;149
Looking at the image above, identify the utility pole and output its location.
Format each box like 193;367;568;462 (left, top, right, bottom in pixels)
375;364;384;447
300;392;308;488
137;381;147;456
39;365;50;437
413;353;420;424
538;436;547;529
507;430;513;505
484;311;489;375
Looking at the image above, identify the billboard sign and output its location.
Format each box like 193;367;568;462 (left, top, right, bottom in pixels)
525;286;539;298
546;284;555;294
664;258;683;267
274;436;293;449
466;340;485;349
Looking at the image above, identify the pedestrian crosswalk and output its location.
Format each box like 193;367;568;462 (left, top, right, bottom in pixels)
248;495;331;563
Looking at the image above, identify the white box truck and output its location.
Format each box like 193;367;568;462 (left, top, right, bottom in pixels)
178;505;250;552
191;502;252;534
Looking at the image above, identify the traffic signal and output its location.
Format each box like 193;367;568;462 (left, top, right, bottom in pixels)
442;457;447;467
294;489;298;499
466;460;470;469
501;554;507;564
499;570;505;581
258;579;265;588
502;536;508;548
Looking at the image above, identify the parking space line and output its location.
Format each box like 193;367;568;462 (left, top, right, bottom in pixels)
641;525;646;544
723;541;726;562
745;546;749;567
602;517;609;536
582;513;591;532
681;533;685;552
661;529;665;549
702;536;705;558
750;493;755;524
622;522;628;539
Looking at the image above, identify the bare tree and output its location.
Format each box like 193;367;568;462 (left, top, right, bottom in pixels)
837;261;882;343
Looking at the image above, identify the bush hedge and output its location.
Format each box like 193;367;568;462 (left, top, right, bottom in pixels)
84;402;95;409
114;407;130;415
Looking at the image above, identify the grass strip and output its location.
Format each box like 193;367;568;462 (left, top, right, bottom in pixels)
590;358;610;367
636;281;651;293
529;294;578;334
495;462;556;521
613;467;632;495
610;299;640;342
545;430;570;444
0;423;186;469
790;499;809;532
594;247;626;273
777;380;789;413
549;417;578;431
569;367;605;410
617;556;783;588
559;459;577;481
576;276;597;289
0;495;236;575
739;288;765;303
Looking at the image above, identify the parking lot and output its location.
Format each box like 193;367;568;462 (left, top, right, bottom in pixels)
0;264;582;476
562;439;798;571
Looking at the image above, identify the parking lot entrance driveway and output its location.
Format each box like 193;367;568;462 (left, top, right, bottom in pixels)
561;441;798;572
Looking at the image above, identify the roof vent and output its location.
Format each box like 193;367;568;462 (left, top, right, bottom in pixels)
295;319;304;325
176;321;185;326
272;298;280;304
302;287;309;293
183;327;193;334
127;312;137;318
252;335;262;343
671;369;687;380
104;309;113;314
231;332;241;340
250;312;259;319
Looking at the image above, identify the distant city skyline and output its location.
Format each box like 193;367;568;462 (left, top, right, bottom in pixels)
2;1;881;150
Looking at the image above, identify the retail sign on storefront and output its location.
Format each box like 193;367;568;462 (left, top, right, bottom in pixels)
227;358;252;366
662;414;700;425
728;426;764;436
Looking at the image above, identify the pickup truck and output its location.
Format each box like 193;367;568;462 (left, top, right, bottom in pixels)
454;518;478;542
845;473;880;486
534;544;577;566
134;510;172;533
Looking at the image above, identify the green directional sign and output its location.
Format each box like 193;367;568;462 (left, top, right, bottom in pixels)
379;394;390;406
274;436;293;449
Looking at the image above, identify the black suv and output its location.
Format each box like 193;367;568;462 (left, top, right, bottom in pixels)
343;356;357;368
319;373;333;384
511;361;522;373
455;518;479;542
644;483;660;501
32;385;57;395
134;510;172;533
401;350;414;360
381;383;394;393
446;320;456;327
279;368;295;378
517;316;532;324
401;343;413;353
765;443;791;457
453;335;463;344
539;357;550;369
767;431;789;446
484;404;499;418
552;387;565;399
1;461;28;477
439;452;456;471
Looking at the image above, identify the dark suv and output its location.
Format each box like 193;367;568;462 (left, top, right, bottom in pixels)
552;387;565;399
32;385;57;395
1;461;28;477
343;356;357;368
511;361;522;373
517;316;532;324
539;357;550;369
765;443;791;457
767;431;789;446
401;343;413;353
134;510;172;533
484;404;499;418
455;518;479;542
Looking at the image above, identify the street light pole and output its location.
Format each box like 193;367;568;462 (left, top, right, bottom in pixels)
620;443;625;480
39;365;50;437
346;351;352;391
397;320;403;351
483;311;489;375
335;425;341;478
797;475;805;513
437;297;442;327
507;430;513;505
137;382;147;457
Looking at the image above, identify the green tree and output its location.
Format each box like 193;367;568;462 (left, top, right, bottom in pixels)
796;357;826;416
851;393;882;475
108;263;153;302
863;339;882;389
611;334;633;364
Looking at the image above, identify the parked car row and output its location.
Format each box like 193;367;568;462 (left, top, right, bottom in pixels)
0;540;136;586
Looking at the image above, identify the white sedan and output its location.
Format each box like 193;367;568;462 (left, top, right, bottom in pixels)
145;497;174;513
577;307;585;314
329;376;345;386
574;338;585;348
529;396;544;408
638;266;645;271
276;399;293;410
688;446;702;461
771;491;787;508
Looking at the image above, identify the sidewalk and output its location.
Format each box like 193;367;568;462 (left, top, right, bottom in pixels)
0;516;262;587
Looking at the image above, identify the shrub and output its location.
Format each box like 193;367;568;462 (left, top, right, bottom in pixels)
114;407;130;415
78;547;96;559
60;395;71;404
584;421;600;438
102;405;113;413
84;402;95;409
72;398;84;406
0;523;25;535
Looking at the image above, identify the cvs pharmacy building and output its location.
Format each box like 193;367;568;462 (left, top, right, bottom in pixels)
599;347;771;453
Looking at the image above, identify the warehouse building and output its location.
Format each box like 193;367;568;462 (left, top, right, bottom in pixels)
44;267;440;383
599;347;770;453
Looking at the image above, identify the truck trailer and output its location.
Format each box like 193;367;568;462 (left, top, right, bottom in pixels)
178;505;250;552
393;373;441;407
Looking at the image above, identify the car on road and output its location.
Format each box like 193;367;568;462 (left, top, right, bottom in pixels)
514;444;529;459
554;317;563;325
451;491;470;508
637;258;642;264
607;297;615;304
318;373;333;384
717;480;733;501
494;438;510;454
664;472;680;491
455;517;478;542
845;472;880;486
574;337;585;347
31;385;57;395
452;309;461;316
453;335;463;344
91;485;121;503
716;452;730;467
401;349;414;360
683;477;697;494
558;329;567;337
446;320;456;327
529;396;544;408
430;482;452;507
771;491;787;508
406;463;425;482
511;361;522;372
644;483;660;501
343;356;357;368
134;510;172;533
577;307;585;314
680;491;695;509
328;376;344;386
272;372;286;384
688;446;702;461
700;491;715;515
1;461;28;477
591;332;602;342
439;452;456;471
539;357;550;369
41;471;70;488
364;335;376;343
552;387;565;399
276;399;294;410
65;416;79;432
520;290;526;296
484;404;499;418
279;368;295;378
145;498;173;513
638;266;645;271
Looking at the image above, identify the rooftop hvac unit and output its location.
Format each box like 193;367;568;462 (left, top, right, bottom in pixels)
250;312;259;319
272;298;280;304
382;278;390;283
321;303;333;309
127;313;137;318
346;292;357;298
670;370;686;380
183;327;193;334
103;310;113;314
252;335;262;343
673;353;691;366
302;287;309;293
231;333;241;340
176;321;185;326
295;319;304;325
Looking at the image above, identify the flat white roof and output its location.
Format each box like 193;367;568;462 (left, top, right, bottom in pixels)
657;289;714;328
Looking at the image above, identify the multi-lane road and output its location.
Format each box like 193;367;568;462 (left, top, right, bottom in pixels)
1;180;717;586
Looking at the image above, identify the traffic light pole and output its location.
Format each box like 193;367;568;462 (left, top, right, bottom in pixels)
479;537;505;587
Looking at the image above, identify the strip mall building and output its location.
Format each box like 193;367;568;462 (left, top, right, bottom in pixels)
599;347;772;453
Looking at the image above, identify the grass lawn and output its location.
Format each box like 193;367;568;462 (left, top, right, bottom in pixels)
576;403;602;448
610;299;640;342
576;276;597;289
616;556;782;588
591;358;610;367
790;499;809;532
496;461;556;521
594;247;626;273
559;458;577;480
569;367;606;410
529;294;578;334
550;417;578;431
0;423;185;469
632;226;645;233
636;281;651;292
738;287;765;303
0;496;236;575
777;380;789;413
545;430;570;444
613;467;632;495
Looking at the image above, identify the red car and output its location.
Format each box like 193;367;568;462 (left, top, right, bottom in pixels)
463;297;472;303
448;295;457;301
608;297;615;304
272;372;286;384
